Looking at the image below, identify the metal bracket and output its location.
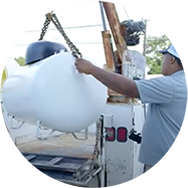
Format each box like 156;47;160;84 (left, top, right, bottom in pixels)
10;115;25;130
129;128;142;144
35;121;56;140
71;127;89;141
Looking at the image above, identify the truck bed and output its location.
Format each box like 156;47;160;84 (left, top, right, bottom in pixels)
17;133;96;159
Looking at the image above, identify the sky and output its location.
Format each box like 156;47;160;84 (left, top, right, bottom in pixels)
0;0;188;65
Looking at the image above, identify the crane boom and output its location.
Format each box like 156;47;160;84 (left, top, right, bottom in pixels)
99;0;134;103
101;0;131;65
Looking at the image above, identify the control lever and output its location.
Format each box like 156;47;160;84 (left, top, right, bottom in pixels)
129;128;142;144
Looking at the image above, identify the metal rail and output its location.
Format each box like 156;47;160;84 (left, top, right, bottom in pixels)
22;152;101;186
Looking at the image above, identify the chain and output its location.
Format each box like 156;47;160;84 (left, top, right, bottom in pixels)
51;13;82;58
38;12;82;58
39;11;100;178
86;118;101;177
92;119;101;160
71;119;101;181
38;12;52;41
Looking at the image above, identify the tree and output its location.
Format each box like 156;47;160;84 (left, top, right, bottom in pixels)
14;56;25;66
145;35;171;74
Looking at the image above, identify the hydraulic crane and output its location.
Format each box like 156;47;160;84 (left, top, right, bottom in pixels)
33;0;145;103
3;0;145;188
99;0;145;102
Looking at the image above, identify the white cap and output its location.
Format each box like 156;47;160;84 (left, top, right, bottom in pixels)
158;44;188;59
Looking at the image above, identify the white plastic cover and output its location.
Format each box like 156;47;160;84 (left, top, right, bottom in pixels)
129;50;146;72
122;50;146;79
1;51;107;133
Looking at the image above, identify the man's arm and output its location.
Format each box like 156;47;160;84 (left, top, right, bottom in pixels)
91;66;140;98
75;58;175;104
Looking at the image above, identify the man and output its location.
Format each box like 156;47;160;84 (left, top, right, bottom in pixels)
75;44;187;173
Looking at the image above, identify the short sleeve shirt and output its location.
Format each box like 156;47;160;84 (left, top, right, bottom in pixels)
135;70;187;166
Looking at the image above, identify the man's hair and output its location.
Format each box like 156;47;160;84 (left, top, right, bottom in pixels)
176;57;183;68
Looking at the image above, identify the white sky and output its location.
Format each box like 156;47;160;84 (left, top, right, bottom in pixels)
0;0;188;67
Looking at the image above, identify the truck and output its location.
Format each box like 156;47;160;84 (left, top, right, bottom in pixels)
0;0;146;188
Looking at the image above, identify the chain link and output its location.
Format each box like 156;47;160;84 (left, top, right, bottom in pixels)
51;13;82;58
93;119;101;160
38;13;52;41
38;12;82;58
85;118;101;178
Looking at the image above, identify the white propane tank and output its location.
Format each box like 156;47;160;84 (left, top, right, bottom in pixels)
1;51;108;133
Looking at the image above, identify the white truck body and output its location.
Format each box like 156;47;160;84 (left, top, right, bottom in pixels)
2;102;145;187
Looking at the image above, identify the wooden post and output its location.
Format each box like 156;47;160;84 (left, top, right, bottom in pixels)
101;31;114;71
100;1;137;104
102;1;128;63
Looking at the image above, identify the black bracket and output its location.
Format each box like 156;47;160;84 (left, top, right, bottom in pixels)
129;128;142;144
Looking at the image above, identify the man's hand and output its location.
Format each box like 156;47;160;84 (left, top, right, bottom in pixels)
75;58;96;75
75;57;139;98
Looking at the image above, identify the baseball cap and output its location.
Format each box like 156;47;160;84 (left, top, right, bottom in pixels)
158;43;188;65
158;44;188;59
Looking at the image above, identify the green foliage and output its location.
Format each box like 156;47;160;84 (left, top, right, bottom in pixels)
146;35;171;74
14;56;25;66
